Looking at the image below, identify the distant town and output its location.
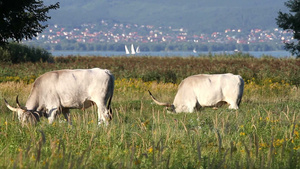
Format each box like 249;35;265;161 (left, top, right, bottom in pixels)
25;20;295;52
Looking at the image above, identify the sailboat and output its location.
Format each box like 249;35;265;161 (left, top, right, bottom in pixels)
193;48;197;53
136;46;140;53
125;45;130;54
131;44;136;54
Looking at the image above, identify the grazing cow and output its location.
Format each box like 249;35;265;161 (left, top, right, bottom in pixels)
149;73;244;113
4;68;114;125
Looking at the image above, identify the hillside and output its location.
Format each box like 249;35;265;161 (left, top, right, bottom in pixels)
45;0;288;33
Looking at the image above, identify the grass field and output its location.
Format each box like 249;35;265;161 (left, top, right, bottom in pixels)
0;55;300;168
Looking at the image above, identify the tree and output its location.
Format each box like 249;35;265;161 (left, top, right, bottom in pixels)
0;0;59;46
276;0;300;57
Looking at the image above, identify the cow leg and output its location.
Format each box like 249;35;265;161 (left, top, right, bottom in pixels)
91;96;110;126
97;107;109;125
186;99;198;113
228;101;239;109
62;108;72;125
93;100;109;125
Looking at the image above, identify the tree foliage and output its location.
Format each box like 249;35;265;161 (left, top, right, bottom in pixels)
0;43;53;63
276;0;300;57
0;0;59;46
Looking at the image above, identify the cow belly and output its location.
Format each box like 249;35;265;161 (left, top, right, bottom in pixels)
61;99;93;109
197;96;223;107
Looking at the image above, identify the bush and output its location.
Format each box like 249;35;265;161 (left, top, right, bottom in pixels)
0;43;53;63
161;70;177;84
140;70;177;83
141;71;161;82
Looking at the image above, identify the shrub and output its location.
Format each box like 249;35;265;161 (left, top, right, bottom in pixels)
161;70;177;84
140;70;177;83
0;43;53;63
141;71;161;82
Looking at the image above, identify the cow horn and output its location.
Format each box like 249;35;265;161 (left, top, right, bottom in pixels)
4;98;18;112
16;95;21;108
16;95;27;110
148;90;172;107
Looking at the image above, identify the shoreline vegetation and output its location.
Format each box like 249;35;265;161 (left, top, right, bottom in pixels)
1;55;300;168
1;54;299;85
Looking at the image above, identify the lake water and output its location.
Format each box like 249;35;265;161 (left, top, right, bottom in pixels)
50;50;293;58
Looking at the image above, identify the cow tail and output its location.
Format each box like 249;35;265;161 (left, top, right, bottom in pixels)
237;77;245;106
106;74;114;120
106;95;112;110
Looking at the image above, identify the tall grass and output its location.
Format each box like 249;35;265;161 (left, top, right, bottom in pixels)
1;75;300;168
1;56;300;85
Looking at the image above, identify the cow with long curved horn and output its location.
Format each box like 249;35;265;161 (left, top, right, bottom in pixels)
148;73;244;113
4;68;114;126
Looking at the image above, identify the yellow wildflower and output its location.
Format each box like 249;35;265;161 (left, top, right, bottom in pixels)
147;147;153;153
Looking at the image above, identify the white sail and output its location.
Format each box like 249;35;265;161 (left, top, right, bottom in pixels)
125;45;130;54
131;44;136;54
193;48;197;53
136;46;140;53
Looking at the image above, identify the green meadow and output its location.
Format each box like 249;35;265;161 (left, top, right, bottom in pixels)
0;54;300;168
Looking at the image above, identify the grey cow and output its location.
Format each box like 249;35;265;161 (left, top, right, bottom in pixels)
4;68;114;125
149;73;244;113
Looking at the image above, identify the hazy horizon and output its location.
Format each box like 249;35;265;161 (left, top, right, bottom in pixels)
44;0;288;33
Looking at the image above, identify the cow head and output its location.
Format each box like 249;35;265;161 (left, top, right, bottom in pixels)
4;96;40;125
148;90;175;113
